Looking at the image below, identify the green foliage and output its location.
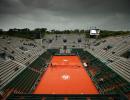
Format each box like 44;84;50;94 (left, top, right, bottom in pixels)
1;28;46;39
0;28;130;39
99;30;130;38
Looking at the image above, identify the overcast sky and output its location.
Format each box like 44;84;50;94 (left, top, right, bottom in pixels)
0;0;130;31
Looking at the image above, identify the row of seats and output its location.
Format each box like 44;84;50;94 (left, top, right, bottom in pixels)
4;68;40;93
79;50;130;95
43;34;86;49
0;49;53;99
0;60;26;90
0;36;45;92
0;36;44;64
29;51;52;71
84;35;130;83
7;94;126;100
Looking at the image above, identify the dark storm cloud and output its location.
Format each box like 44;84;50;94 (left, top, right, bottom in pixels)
20;0;130;15
0;0;130;30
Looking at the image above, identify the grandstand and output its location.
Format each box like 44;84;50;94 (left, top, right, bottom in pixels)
0;33;130;100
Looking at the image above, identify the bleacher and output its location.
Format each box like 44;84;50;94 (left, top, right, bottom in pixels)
0;60;26;90
7;94;127;100
71;48;84;57
0;36;44;65
0;50;53;99
1;68;38;95
79;50;130;96
0;36;46;98
0;34;130;99
47;49;60;55
85;35;130;84
29;51;52;71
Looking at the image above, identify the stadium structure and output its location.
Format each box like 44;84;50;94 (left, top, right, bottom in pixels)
0;30;130;100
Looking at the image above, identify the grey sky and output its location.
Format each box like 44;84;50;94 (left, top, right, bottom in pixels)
0;0;130;31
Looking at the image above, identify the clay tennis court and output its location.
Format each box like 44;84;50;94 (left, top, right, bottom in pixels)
34;56;98;94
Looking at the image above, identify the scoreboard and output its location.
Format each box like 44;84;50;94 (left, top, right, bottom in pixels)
90;29;100;35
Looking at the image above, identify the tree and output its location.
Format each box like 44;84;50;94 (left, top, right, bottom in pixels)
0;29;3;35
80;30;86;33
74;29;80;33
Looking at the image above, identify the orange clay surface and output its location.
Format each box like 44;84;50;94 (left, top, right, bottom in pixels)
33;56;98;94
